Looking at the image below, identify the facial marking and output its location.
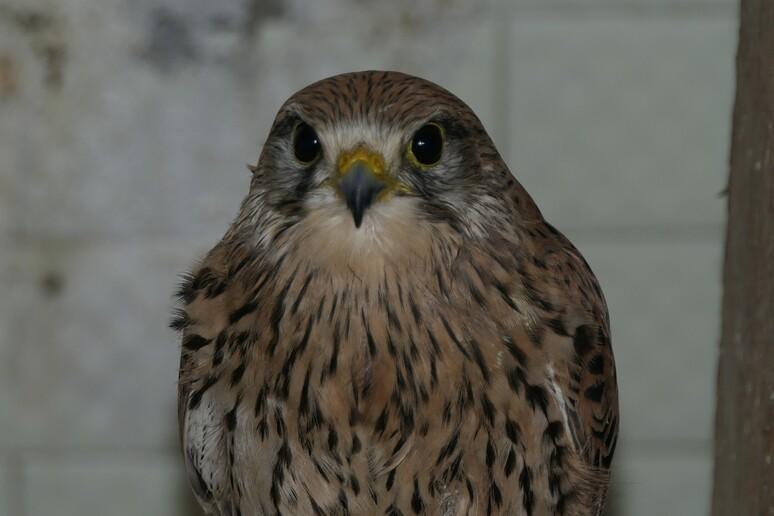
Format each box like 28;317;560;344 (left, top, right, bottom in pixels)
249;71;519;259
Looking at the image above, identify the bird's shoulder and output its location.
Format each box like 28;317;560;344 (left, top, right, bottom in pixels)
511;220;619;472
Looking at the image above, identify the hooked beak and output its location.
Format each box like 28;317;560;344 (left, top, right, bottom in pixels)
336;149;387;228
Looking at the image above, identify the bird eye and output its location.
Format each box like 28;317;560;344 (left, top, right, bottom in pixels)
293;122;321;164
409;123;444;167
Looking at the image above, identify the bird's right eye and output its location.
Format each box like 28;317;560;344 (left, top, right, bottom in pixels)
293;123;321;165
408;123;444;168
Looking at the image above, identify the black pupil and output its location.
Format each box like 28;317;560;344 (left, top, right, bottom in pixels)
294;123;320;163
411;124;443;165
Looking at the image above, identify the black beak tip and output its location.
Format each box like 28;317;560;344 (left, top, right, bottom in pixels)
339;163;385;230
352;211;364;228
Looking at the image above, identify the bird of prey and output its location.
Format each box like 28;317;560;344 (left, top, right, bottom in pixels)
174;71;618;516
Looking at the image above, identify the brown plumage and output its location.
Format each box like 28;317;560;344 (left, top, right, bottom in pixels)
174;71;618;516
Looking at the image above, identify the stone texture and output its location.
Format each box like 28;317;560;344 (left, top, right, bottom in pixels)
506;18;736;232
2;239;210;449
612;450;713;516
0;1;57;239
2;0;257;243
0;242;40;447
576;237;722;444
248;0;735;23
269;0;500;24
499;0;734;10
0;460;10;516
23;452;202;516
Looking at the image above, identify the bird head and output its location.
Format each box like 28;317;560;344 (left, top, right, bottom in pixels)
236;71;539;271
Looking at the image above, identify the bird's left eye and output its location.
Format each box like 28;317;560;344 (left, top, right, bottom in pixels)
293;123;321;164
408;123;444;167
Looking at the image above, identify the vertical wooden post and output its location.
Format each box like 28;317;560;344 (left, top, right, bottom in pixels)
712;0;774;514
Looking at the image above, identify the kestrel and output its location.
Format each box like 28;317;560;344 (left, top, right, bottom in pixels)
174;71;618;516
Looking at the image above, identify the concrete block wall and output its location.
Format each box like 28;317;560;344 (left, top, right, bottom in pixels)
0;0;735;514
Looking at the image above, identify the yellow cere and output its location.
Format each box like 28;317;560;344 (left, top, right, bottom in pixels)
336;147;411;199
337;147;386;177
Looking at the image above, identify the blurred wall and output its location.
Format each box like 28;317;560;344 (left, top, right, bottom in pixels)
0;0;735;515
